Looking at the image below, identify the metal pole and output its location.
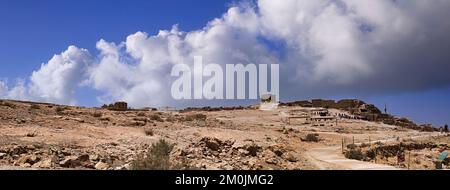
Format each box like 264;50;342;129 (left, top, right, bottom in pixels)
375;148;377;163
408;151;411;170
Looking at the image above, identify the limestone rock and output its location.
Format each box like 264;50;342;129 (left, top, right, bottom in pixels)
95;162;109;170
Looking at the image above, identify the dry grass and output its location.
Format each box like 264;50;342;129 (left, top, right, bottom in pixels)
302;134;320;142
149;114;163;122
185;114;207;122
30;104;40;110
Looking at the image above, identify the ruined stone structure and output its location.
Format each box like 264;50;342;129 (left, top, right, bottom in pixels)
102;102;128;111
281;99;429;130
286;108;336;126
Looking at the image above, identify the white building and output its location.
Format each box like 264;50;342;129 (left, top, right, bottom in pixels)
260;94;279;111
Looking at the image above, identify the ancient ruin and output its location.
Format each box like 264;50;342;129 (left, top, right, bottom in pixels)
0;98;447;170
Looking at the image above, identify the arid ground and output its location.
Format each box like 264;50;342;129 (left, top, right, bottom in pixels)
0;99;448;170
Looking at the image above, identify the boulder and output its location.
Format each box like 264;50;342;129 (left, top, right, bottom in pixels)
95;162;110;170
202;137;221;151
59;154;90;168
32;157;55;168
282;152;298;162
77;154;90;162
89;154;100;161
238;149;249;156
59;156;81;168
15;155;40;166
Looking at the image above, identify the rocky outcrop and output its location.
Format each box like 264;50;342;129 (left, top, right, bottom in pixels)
175;137;301;170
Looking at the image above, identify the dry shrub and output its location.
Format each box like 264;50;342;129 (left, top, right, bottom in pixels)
302;134;320;142
144;128;154;136
131;139;181;170
347;144;357;149
1;101;16;108
55;106;68;114
30;104;40;110
185;114;207;122
150;114;163;122
345;148;364;160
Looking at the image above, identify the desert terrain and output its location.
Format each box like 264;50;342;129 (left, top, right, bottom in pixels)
0;99;448;170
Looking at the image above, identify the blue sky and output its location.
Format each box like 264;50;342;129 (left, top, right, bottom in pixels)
0;0;230;78
0;0;449;126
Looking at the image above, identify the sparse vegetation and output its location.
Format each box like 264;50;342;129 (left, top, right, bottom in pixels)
346;143;357;149
374;141;384;146
360;143;370;148
55;106;68;114
1;101;16;108
345;148;364;160
131;139;178;170
149;114;164;122
301;133;320;142
30;104;40;110
0;97;447;170
144;128;154;136
185;114;207;122
365;149;376;160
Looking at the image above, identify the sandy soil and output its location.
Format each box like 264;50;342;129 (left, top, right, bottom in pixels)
0;99;447;170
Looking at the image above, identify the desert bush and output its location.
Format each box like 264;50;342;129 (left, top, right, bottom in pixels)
347;144;357;149
345;148;364;160
30;104;40;110
144;128;154;136
185;114;207;122
1;101;16;108
302;133;320;142
149;114;163;122
374;141;383;146
421;125;436;132
55;106;67;114
360;143;370;148
131;139;175;170
365;149;376;160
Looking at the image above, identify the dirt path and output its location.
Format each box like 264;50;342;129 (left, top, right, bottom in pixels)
306;132;443;170
306;146;397;170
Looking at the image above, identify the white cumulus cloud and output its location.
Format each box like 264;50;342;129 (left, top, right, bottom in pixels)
2;0;450;107
2;46;92;105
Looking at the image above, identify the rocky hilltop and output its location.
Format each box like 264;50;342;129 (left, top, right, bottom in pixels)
0;99;446;170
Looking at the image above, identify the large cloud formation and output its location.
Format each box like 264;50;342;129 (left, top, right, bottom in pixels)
2;0;450;107
2;46;92;105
